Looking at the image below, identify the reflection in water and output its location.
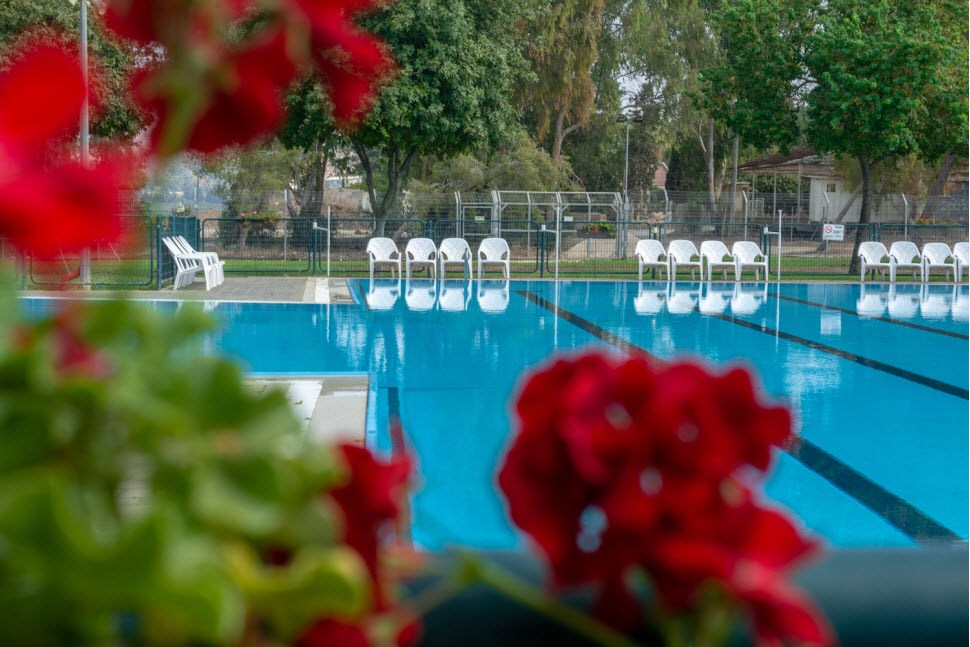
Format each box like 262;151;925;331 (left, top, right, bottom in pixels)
405;279;437;312
887;285;920;319
731;283;767;316
477;279;510;313
953;286;968;323
438;279;471;312
634;283;666;314
631;282;769;317
856;283;889;317
919;284;954;320
366;279;400;311
699;283;733;314
667;282;701;314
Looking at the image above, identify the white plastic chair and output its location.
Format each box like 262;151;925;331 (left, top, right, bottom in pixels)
477;279;510;313
438;238;472;278
953;242;969;282
667;282;700;314
858;242;894;282
700;240;735;281
162;237;216;290
889;241;924;282
699;283;732;314
478;238;511;279
856;283;889;317
920;284;953;318
405;237;437;279
438;279;471;312
174;235;224;285
365;279;400;311
667;240;702;280
367;237;402;280
634;239;667;281
921;243;955;281
732;283;767;315
731;241;769;281
405;279;437;311
633;283;666;315
887;285;920;319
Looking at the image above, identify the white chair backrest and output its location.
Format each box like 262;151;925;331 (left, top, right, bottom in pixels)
367;237;399;261
479;237;510;261
405;237;436;261
858;241;889;263
922;242;953;263
889;241;920;264
667;239;699;262
953;242;969;263
635;239;666;263
732;241;765;263
439;237;471;261
699;240;731;261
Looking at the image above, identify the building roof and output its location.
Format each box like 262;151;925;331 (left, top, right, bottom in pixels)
736;147;969;186
735;147;840;180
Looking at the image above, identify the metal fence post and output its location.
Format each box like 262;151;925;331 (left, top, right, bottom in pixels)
326;206;331;278
155;218;163;290
901;193;909;240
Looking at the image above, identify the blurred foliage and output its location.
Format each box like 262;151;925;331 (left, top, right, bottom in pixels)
0;282;368;646
0;0;145;141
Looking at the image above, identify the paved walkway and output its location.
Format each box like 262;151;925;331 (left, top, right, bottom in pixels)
25;277;355;304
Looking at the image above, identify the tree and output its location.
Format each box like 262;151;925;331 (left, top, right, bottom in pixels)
806;0;950;271
524;0;605;162
706;0;957;272
351;0;530;236
0;0;144;140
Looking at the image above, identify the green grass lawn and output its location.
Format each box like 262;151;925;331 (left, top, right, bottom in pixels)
19;254;961;289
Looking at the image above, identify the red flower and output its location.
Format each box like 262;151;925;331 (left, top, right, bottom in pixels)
297;617;421;647
0;45;126;258
330;442;413;610
103;0;250;46
134;29;298;155
284;0;394;123
499;350;829;644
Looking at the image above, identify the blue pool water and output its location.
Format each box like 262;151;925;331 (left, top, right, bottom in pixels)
26;280;970;550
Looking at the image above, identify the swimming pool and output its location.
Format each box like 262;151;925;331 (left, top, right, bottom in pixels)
194;279;969;552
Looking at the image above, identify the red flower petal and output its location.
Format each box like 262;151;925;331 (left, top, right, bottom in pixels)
0;45;84;158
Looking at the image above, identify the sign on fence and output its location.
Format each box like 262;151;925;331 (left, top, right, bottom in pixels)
823;223;845;241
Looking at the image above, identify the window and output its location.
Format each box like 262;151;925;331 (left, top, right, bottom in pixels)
825;183;837;193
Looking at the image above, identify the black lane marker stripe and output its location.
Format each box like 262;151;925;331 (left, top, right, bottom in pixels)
789;437;961;544
770;291;969;340
706;312;969;400
516;290;663;365
518;288;963;545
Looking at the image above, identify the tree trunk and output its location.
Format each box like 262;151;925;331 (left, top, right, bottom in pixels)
703;119;718;220
550;109;581;163
352;139;416;237
727;134;739;224
920;151;956;222
848;153;873;274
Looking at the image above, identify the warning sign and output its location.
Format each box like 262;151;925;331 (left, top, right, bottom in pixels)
823;223;845;241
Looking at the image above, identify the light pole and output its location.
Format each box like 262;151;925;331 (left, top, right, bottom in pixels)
79;0;92;286
615;113;644;212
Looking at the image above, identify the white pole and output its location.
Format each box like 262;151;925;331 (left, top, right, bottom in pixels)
742;190;749;240
776;209;782;281
901;193;909;240
79;0;91;287
282;189;288;260
326;205;331;277
623;121;630;207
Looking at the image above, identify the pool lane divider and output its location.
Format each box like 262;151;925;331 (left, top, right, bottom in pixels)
703;312;968;400
767;290;969;341
516;288;963;545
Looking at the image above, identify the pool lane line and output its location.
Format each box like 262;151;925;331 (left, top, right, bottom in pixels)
704;312;969;400
767;290;969;340
517;288;963;545
516;290;664;366
788;437;962;545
